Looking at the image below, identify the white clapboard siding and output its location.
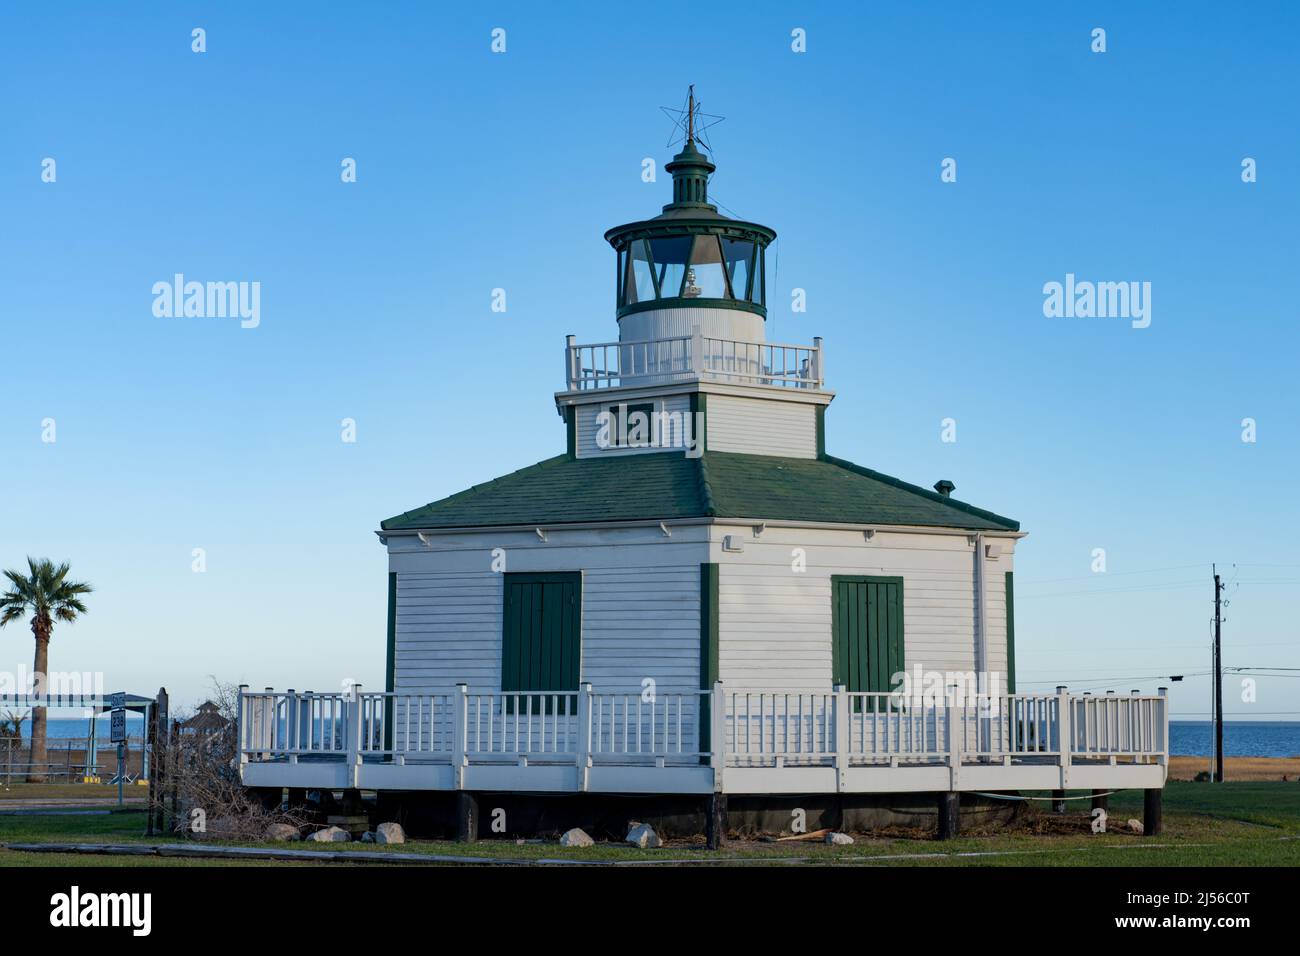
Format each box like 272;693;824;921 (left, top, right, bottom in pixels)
575;393;695;458
395;572;501;691
388;522;1015;718
706;394;818;458
713;525;1016;693
390;527;708;703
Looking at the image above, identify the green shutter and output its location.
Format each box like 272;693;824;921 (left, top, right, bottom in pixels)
832;576;904;708
689;391;708;453
501;572;581;713
699;563;719;754
1005;570;1016;695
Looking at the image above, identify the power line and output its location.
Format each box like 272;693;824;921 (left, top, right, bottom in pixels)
1018;670;1210;688
1019;667;1294;688
1017;564;1207;586
1017;581;1204;599
1018;579;1299;601
1172;711;1300;717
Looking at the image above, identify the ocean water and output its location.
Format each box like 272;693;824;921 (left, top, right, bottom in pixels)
6;717;146;742
1170;721;1300;758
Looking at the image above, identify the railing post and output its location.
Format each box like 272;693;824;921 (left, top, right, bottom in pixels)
812;336;823;386
1056;685;1071;789
575;682;593;792
946;689;962;790
236;684;248;767
1130;688;1141;761
565;334;577;389
263;686;275;757
709;681;726;793
692;327;705;381
833;684;849;792
286;688;298;762
1157;686;1169;772
342;684;363;788
452;684;469;790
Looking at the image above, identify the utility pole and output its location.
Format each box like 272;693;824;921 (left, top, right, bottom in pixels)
1213;565;1225;783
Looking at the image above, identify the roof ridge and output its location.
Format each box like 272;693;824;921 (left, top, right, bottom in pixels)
695;452;717;516
821;453;1019;530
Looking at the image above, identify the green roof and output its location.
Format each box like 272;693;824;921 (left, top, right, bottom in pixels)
381;451;1018;533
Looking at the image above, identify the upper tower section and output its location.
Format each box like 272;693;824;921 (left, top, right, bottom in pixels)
560;90;823;407
603;89;776;345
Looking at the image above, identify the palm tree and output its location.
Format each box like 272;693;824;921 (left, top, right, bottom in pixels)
0;558;93;782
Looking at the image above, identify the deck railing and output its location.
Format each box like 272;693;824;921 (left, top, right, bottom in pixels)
239;685;707;768
564;332;824;391
239;684;1166;776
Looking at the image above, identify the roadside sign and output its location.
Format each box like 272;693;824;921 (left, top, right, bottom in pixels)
108;691;127;742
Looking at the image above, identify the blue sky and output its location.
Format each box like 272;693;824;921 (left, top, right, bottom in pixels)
1;2;1296;720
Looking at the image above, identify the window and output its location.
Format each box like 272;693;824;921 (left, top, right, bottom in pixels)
686;235;730;299
502;572;582;714
624;240;655;305
603;401;656;448
618;234;767;306
616;246;627;304
649;237;691;298
722;238;755;301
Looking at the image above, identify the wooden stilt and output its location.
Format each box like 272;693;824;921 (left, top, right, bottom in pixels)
1143;788;1162;836
457;791;480;843
706;793;727;850
937;792;960;840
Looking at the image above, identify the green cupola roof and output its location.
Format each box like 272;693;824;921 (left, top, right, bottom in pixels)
663;138;716;212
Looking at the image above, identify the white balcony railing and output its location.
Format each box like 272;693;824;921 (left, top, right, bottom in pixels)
564;333;824;391
239;684;1168;793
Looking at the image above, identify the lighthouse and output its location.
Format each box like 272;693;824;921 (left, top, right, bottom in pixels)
379;93;1020;722
240;98;1174;844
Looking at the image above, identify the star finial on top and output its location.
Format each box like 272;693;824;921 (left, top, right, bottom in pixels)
660;85;725;153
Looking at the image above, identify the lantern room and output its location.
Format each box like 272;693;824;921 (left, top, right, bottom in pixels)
604;135;776;345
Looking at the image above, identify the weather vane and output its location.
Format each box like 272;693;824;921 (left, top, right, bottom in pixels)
660;85;724;152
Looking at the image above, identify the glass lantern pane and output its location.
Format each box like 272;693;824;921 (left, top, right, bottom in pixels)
626;240;655;305
722;239;754;301
649;237;691;298
687;235;729;299
616;246;627;304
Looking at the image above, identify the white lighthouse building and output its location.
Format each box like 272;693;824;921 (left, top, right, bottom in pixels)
239;105;1169;842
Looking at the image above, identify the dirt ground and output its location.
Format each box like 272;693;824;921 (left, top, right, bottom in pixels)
1168;754;1300;781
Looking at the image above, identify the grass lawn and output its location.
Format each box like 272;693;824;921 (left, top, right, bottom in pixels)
2;781;1298;867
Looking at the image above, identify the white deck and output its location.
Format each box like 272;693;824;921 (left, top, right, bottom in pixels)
239;684;1168;795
